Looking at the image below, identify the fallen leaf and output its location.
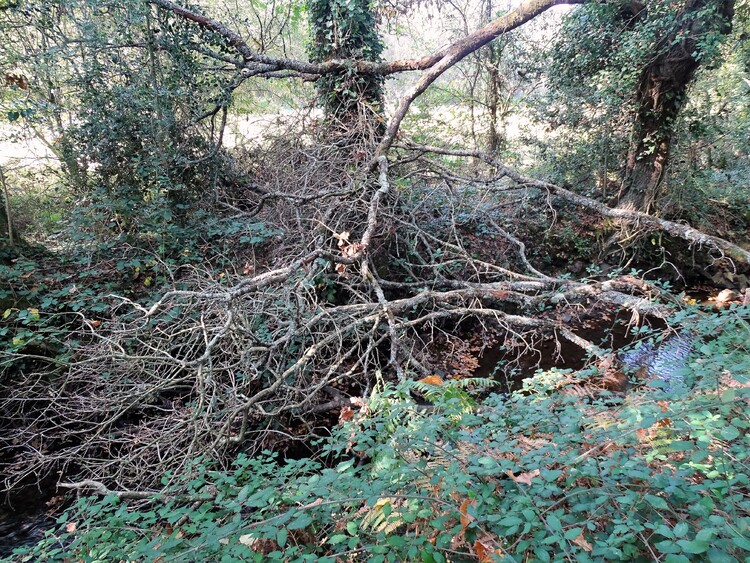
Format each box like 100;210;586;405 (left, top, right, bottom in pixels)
459;498;475;530
572;531;593;552
474;534;506;561
506;469;540;485
418;375;443;386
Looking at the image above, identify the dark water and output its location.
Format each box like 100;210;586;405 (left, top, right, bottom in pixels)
0;492;55;559
473;311;664;392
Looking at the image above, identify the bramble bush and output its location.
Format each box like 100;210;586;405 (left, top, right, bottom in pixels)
6;304;750;562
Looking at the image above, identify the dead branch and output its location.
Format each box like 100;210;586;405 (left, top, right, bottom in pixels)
401;142;750;265
59;480;157;500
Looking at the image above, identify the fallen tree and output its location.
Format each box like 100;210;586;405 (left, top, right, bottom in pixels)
1;0;747;494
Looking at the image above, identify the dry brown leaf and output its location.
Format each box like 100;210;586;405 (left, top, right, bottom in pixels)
339;406;354;423
334;231;351;247
474;534;506;561
506;469;540;485
459;498;475;530
572;531;593;552
238;534;254;546
418;375;443;386
340;242;365;258
335;263;348;278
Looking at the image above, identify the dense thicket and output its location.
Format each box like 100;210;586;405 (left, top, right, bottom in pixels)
1;0;749;560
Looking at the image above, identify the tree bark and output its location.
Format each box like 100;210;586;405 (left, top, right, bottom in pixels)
617;0;735;212
484;0;502;153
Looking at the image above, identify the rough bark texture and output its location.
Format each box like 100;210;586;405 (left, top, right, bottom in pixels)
307;0;385;127
484;0;502;153
618;0;735;212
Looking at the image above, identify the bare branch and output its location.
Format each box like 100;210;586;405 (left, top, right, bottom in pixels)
403;143;750;265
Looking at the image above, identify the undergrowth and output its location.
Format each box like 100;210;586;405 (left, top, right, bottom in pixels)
6;305;750;563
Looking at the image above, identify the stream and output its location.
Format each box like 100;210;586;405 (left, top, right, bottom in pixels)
0;488;55;558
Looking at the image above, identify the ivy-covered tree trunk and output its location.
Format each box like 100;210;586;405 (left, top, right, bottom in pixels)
617;0;735;211
307;0;384;133
0;165;12;248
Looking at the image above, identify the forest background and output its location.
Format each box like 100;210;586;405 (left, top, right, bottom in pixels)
1;0;750;560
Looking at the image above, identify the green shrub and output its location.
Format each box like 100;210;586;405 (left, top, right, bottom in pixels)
8;306;750;562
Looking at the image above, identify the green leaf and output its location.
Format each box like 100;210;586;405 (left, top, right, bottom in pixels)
329;534;348;545
546;513;562;532
720;425;740;441
720;388;736;403
672;522;689;538
564;527;583;540
645;494;669;510
676;539;709;554
346;521;358;535
288;513;313;530
388;535;407;547
276;527;288;548
655;540;681;554
499;516;523;526
668;441;694;451
695;528;717;542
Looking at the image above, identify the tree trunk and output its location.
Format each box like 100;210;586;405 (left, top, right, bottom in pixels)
617;0;735;212
0;165;13;248
484;0;502;153
307;0;385;134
